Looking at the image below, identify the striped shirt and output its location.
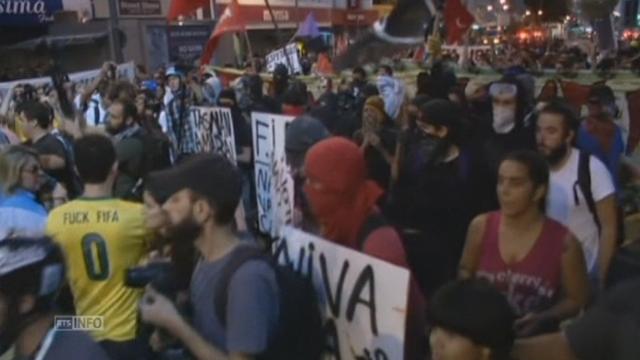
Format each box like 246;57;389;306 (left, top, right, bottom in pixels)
0;189;47;240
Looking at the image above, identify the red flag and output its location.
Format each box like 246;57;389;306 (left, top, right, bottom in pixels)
167;0;209;21
444;0;474;44
200;0;246;65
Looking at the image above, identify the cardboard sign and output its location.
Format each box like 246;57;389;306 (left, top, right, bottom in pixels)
252;112;295;238
192;106;237;164
266;43;302;74
275;227;410;360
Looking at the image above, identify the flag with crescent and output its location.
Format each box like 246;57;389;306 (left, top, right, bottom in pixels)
444;0;474;44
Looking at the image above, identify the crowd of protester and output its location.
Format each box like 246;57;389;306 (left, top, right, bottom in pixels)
0;52;639;360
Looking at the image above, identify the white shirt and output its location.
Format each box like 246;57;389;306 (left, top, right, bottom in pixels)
546;148;615;273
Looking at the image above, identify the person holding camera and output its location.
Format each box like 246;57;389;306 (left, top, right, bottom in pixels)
46;134;150;359
139;154;280;360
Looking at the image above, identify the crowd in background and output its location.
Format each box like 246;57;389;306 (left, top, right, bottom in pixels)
0;50;639;360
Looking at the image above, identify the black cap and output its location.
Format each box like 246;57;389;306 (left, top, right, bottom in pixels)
430;279;515;352
419;99;463;141
148;154;242;222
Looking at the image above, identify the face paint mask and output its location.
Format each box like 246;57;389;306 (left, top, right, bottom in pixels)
492;106;516;134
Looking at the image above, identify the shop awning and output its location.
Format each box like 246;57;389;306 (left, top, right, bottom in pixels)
7;31;108;50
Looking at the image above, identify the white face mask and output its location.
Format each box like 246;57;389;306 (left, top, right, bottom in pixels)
492;106;516;134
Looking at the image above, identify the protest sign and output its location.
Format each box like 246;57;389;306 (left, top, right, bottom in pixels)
252;112;295;238
0;62;136;114
266;43;302;74
191;106;237;164
274;227;410;360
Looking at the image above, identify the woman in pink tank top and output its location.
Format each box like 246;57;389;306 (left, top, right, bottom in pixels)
459;150;589;337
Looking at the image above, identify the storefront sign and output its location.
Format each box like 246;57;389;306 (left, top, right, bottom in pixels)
118;0;162;16
0;0;62;26
167;24;214;65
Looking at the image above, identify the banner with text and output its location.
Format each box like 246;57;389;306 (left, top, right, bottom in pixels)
252;112;295;238
191;106;237;164
0;62;136;114
274;227;410;360
266;43;302;74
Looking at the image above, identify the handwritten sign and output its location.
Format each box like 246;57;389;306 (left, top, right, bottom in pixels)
275;227;410;360
252;112;295;238
191;107;237;164
266;43;302;75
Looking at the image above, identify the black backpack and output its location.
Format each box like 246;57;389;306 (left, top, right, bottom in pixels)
575;150;602;234
52;132;83;199
214;245;325;360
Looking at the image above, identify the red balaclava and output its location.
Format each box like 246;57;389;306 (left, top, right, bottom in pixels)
303;137;383;248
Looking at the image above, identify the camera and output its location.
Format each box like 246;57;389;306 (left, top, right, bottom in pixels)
125;262;178;299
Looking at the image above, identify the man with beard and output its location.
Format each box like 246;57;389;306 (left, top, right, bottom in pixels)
0;238;109;360
536;101;618;289
139;154;280;359
388;99;473;296
47;134;149;359
106;99;145;198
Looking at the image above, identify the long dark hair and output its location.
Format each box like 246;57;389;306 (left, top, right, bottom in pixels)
501;150;549;212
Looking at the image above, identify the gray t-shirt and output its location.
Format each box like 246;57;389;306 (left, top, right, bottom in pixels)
190;244;280;355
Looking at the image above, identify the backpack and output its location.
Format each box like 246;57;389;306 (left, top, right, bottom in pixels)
214;245;325;360
575;150;602;234
52;132;83;199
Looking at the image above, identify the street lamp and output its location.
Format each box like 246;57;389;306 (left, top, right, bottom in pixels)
487;5;493;11
525;10;531;16
538;10;543;16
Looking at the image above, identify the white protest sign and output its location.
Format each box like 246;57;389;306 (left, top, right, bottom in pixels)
266;43;302;74
0;62;136;114
274;227;410;360
252;112;295;238
191;106;237;164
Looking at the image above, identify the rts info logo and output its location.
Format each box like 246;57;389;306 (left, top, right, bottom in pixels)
54;316;104;331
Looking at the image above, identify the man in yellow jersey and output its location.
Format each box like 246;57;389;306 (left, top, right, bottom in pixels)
47;134;149;360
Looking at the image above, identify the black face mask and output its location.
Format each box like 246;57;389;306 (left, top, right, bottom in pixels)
546;143;569;167
410;131;449;171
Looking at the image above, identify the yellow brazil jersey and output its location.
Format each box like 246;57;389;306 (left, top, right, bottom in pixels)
47;197;149;342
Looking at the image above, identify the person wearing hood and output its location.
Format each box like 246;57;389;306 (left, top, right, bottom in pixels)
356;95;397;191
469;77;536;213
376;65;405;121
201;69;223;106
303;137;427;360
389;99;474;296
271;63;290;105
281;80;309;117
218;88;255;227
